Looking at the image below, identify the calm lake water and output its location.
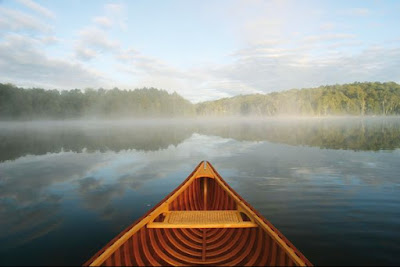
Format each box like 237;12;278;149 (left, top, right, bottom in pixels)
0;117;399;266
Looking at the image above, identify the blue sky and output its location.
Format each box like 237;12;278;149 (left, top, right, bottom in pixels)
0;0;399;102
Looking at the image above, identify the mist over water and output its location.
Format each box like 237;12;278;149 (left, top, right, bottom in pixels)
0;117;400;265
2;116;400;162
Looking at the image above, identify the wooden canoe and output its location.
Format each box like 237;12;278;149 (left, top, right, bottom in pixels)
84;161;312;266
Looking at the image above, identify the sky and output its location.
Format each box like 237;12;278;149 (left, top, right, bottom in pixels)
0;0;399;103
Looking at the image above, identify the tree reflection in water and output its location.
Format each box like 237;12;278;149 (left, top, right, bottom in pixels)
1;117;400;163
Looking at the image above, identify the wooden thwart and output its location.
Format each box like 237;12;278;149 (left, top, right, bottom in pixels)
147;211;258;228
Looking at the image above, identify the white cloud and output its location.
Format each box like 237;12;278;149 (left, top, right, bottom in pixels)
0;34;109;89
115;49;205;99
104;3;127;30
342;8;370;16
16;0;55;19
78;26;119;51
74;26;119;60
0;6;52;33
113;29;400;102
234;0;326;46
75;46;97;61
303;33;356;43
116;49;182;77
93;16;113;28
243;17;283;43
320;23;335;31
212;44;400;95
105;3;124;14
74;2;127;61
41;35;60;45
114;48;266;102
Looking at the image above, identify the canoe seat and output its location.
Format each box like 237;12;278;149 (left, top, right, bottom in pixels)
147;211;258;228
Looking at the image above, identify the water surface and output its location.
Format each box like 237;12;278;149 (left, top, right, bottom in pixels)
0;117;399;266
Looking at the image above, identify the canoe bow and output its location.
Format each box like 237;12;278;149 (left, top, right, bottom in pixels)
84;161;312;266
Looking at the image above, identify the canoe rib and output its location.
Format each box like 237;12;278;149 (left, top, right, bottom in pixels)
84;161;313;266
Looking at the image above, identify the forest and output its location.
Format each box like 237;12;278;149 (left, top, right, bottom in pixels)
0;81;400;119
0;84;195;119
196;82;400;116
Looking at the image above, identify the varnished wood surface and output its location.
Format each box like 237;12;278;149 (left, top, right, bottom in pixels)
147;210;258;228
84;161;313;266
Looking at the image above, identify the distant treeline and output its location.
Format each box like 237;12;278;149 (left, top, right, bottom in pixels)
196;82;400;116
0;84;194;119
1;82;400;118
